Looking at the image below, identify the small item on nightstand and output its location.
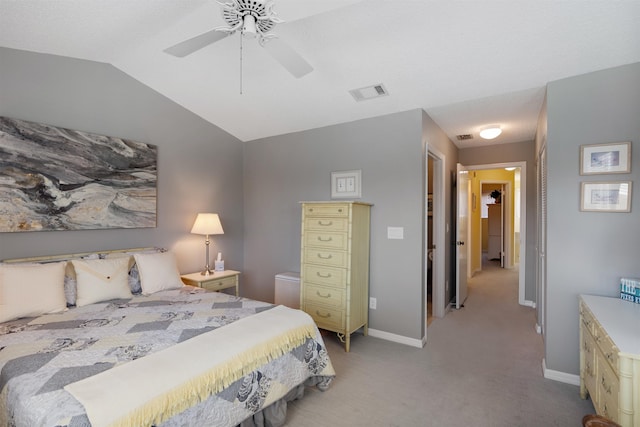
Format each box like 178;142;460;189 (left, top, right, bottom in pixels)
214;252;224;272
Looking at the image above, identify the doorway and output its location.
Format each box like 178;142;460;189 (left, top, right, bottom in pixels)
482;182;506;267
453;162;528;308
425;146;446;330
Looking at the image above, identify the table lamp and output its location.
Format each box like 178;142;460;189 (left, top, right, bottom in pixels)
191;213;224;275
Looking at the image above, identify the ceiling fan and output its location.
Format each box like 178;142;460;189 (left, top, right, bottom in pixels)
164;0;313;79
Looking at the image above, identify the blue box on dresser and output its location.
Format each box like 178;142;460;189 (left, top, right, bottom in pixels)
620;277;640;304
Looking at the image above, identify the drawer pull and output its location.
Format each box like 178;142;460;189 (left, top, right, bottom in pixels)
317;220;333;226
316;291;332;298
601;375;612;394
317;236;333;242
315;311;331;319
316;272;332;279
317;253;333;260
605;352;614;362
586;361;593;376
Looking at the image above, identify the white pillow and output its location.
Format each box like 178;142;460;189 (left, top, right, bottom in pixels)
0;262;67;323
64;253;100;306
104;248;163;294
71;257;132;307
133;251;184;295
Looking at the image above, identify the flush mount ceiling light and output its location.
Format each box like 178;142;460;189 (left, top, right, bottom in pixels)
479;125;502;140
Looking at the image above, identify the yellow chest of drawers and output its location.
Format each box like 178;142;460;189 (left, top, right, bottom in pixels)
300;201;371;352
579;295;640;426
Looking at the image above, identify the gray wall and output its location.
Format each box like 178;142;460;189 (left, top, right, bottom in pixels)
0;46;463;343
0;48;245;274
544;62;640;375
244;109;450;340
458;141;538;302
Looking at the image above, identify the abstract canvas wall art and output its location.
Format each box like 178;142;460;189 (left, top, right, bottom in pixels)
0;117;157;232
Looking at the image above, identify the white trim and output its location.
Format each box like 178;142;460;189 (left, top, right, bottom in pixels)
542;359;580;385
368;328;425;348
535;323;542;334
523;299;536;308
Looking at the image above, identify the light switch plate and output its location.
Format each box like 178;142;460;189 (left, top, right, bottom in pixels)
387;226;404;239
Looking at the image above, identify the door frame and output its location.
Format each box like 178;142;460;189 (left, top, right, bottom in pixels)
479;180;512;270
425;145;446;321
454;161;528;307
537;143;547;335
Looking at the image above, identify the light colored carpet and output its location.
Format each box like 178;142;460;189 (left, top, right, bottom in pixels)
285;260;595;426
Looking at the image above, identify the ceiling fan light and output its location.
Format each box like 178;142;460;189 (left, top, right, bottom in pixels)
479;125;502;140
242;15;257;37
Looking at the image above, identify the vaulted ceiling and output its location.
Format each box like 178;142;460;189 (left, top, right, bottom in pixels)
1;0;639;147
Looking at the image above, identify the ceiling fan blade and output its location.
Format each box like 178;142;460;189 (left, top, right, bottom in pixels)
262;38;313;78
164;29;228;57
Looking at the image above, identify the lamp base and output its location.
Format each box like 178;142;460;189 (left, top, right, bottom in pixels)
201;267;214;276
201;236;214;276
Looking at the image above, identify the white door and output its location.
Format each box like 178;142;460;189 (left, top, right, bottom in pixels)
455;164;469;309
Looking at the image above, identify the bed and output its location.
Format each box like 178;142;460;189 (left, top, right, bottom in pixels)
0;248;335;427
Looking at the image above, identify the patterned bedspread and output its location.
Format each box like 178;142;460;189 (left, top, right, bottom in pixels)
0;287;335;427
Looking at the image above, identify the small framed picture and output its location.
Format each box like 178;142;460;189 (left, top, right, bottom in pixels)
580;142;631;175
331;170;361;199
580;181;632;212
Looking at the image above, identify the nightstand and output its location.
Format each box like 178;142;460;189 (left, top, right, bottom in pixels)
181;270;240;296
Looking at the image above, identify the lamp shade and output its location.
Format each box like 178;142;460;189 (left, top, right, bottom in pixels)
191;213;224;235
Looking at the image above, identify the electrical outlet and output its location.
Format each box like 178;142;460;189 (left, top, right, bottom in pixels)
369;297;377;310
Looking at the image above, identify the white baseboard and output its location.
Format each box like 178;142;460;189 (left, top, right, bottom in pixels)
535;323;542;334
522;299;536;308
542;358;580;386
368;328;424;348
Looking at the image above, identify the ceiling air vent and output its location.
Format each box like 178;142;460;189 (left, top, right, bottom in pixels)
349;83;389;102
456;134;474;141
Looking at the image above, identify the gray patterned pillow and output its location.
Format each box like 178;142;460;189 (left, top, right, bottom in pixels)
128;264;142;294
